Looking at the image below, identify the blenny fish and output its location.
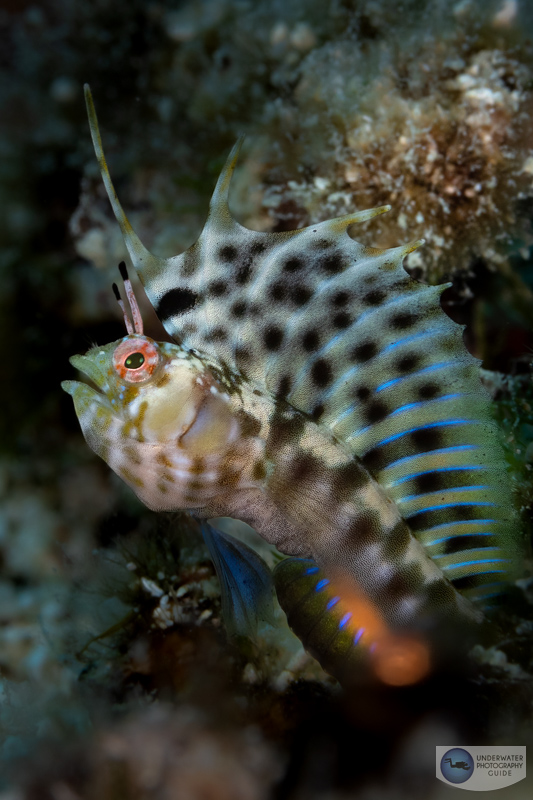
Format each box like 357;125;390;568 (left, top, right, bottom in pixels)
63;86;522;685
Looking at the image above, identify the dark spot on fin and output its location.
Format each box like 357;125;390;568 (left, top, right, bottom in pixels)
232;300;247;318
320;253;345;275
397;353;420;373
302;330;320;352
277;375;292;397
291;286;313;306
413;471;446;493
418;383;440;400
237;263;252;284
333;312;351;329
219;245;237;261
391;311;420;330
205;326;228;343
331;290;350;307
311;403;325;421
443;534;498;555
363;289;386;306
451;573;495;592
209;280;228;296
270;282;286;301
157;287;198;319
351;342;378;363
311;358;332;387
284;256;304;273
364;400;389;425
410;426;443;451
264;325;284;351
355;386;371;401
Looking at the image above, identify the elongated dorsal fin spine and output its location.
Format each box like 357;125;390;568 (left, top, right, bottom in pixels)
84;84;164;282
324;205;392;234
207;136;245;224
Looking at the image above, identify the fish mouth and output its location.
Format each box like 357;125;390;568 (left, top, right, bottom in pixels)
61;355;113;412
68;354;108;391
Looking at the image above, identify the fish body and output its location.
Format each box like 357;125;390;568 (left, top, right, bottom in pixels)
63;87;522;682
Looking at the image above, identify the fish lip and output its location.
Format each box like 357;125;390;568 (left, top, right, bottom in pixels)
68;354;108;393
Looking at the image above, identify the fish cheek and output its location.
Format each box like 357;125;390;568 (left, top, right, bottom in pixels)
180;392;237;457
141;373;202;442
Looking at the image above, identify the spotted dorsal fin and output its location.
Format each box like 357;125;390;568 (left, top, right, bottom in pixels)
85;85;390;362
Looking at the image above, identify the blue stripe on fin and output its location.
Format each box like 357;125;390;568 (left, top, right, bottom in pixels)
406;501;497;518
380;445;479;475
427;532;495;546
419;519;499;534
353;628;365;645
432;547;504;562
388;394;463;419
380;328;446;354
388;465;485;489
441;558;511;571
375;361;457;393
339;612;352;630
358;419;478;449
399;485;491;505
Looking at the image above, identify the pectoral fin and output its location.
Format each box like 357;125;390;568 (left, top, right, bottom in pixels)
201;521;276;639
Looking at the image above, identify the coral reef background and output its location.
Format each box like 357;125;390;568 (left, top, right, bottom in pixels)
1;0;533;797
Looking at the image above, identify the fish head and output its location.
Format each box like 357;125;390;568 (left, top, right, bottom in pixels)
61;335;242;510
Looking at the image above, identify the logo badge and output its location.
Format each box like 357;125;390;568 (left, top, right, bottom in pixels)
440;748;474;784
436;746;526;791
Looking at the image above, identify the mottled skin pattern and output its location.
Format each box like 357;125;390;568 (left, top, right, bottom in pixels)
63;87;522;675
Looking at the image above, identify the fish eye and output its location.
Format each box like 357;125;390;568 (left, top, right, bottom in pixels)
125;352;145;370
112;338;161;384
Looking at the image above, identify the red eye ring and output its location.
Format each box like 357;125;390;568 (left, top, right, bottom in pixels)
113;337;161;384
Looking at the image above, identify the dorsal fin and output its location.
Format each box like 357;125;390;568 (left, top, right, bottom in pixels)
85;97;522;598
84;84;167;285
207;136;245;227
